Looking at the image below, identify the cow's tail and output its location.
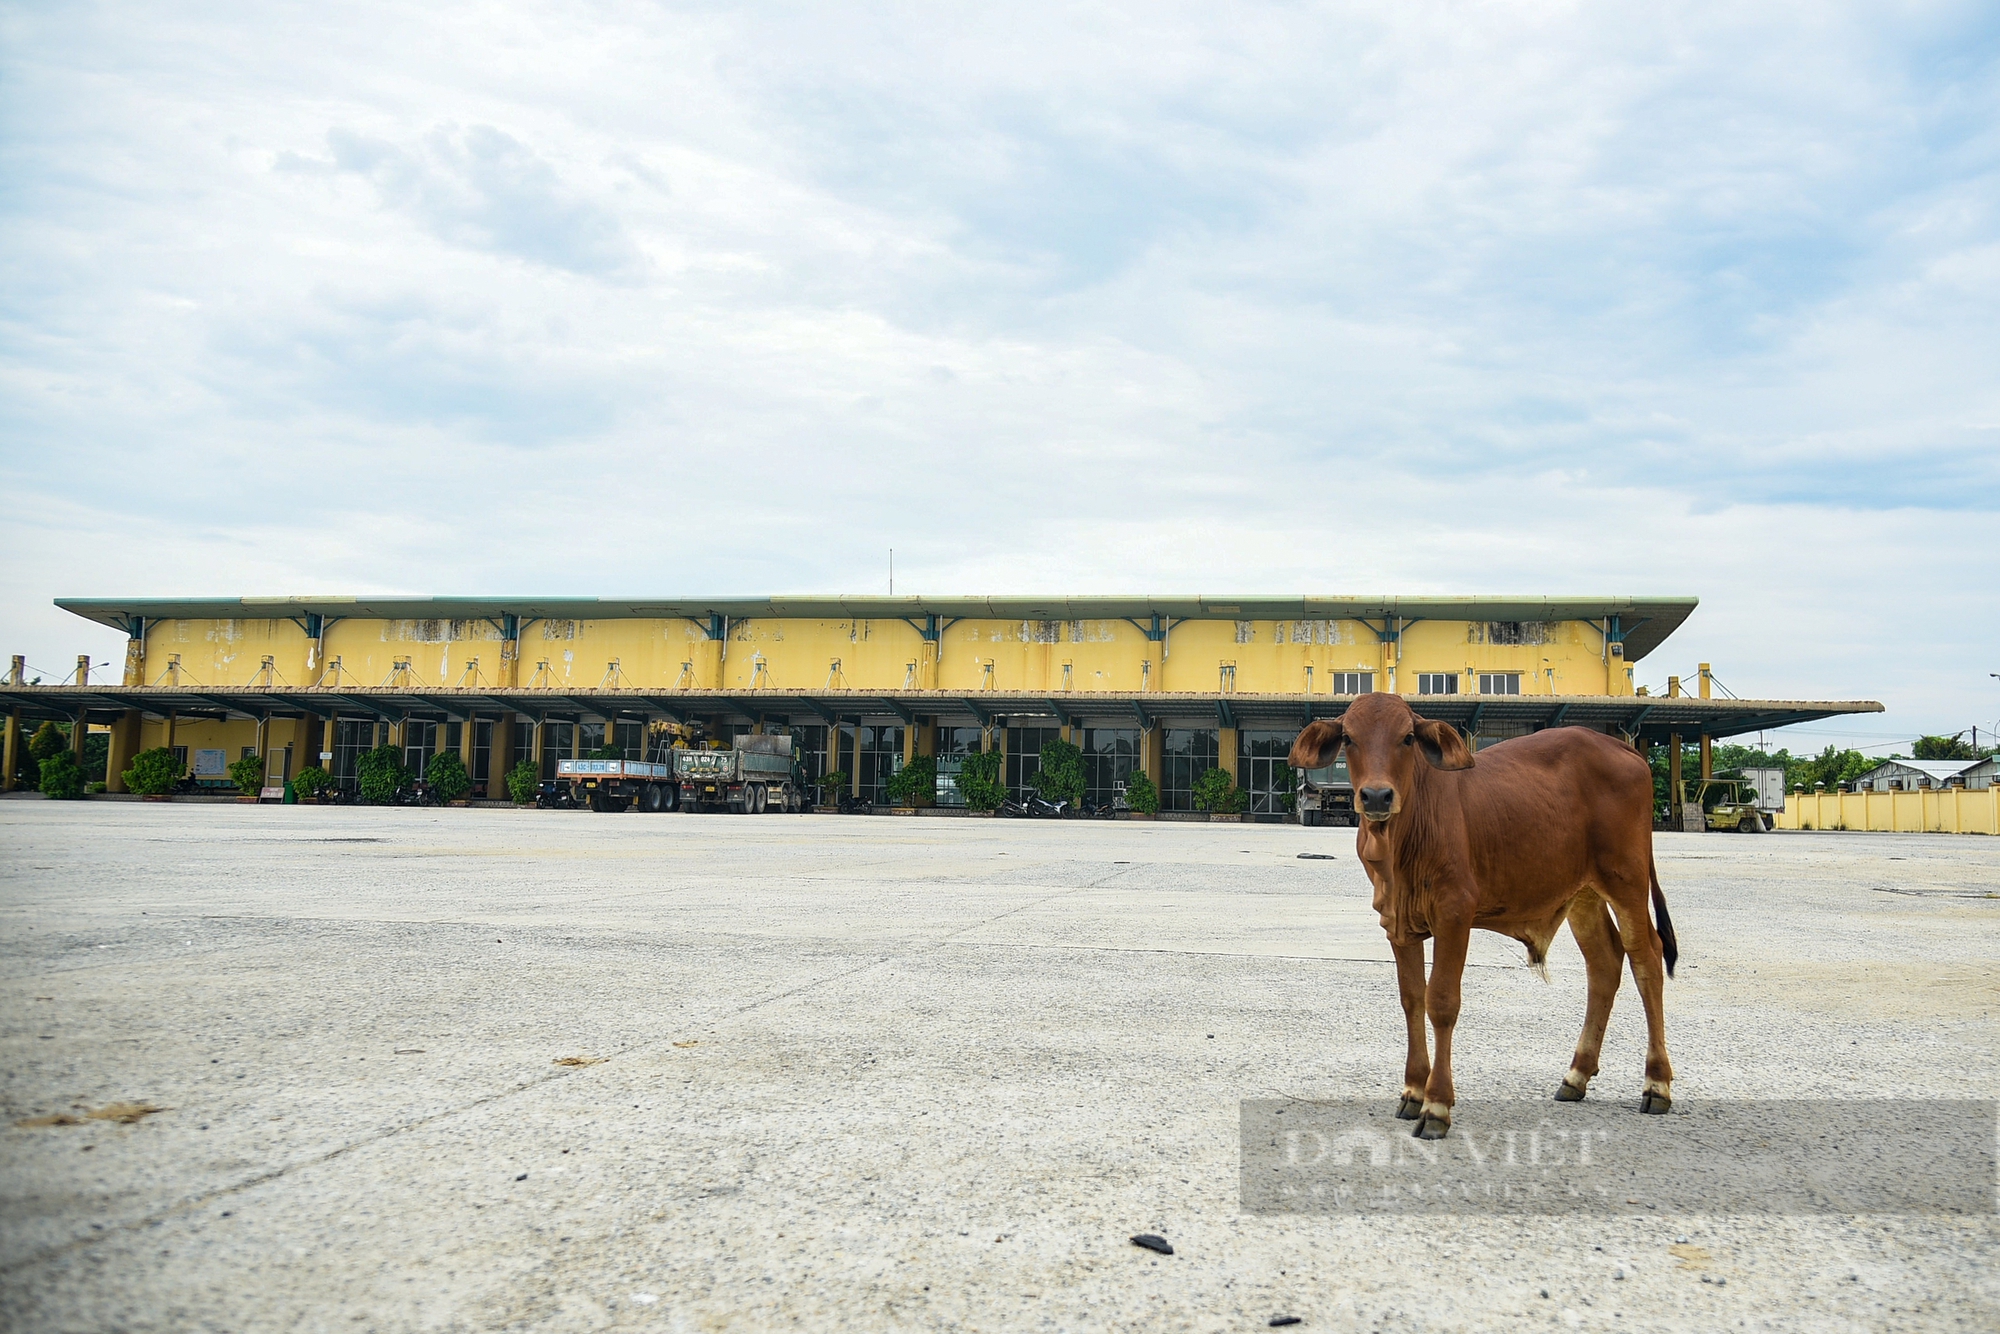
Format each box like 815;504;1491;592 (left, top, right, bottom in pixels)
1649;855;1678;978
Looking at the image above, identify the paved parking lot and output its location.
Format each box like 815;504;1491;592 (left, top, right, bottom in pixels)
1;801;1995;1332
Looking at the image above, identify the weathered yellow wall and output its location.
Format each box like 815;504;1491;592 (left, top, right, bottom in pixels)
1774;789;2000;836
137;615;1637;697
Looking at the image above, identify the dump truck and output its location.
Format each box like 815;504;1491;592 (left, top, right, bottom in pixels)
674;733;808;813
1294;755;1355;827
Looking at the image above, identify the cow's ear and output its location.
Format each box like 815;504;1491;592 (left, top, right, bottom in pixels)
1289;719;1344;769
1413;718;1475;771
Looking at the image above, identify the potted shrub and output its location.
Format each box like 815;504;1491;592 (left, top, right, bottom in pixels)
885;755;936;812
815;770;850;812
1033;738;1085;813
355;744;406;805
228;752;266;801
292;766;331;802
426;750;473;805
1122;771;1160;819
505;760;539;806
1192;766;1247;821
957;750;1004;815
123;746;182;799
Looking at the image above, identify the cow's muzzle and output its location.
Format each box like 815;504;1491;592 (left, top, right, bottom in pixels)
1359;785;1396;820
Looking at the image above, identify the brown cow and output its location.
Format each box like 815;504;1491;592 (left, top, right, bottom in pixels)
1289;692;1678;1140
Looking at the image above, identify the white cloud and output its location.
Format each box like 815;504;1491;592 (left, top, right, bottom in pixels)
1;0;1995;739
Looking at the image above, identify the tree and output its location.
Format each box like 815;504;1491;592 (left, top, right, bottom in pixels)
1033;738;1085;807
885;754;936;807
123;747;182;796
37;750;84;799
957;750;1005;812
1913;734;1981;762
426;750;472;803
589;743;624;760
28;721;66;764
228;752;266;797
1191;766;1246;813
355;744;406;804
1123;770;1161;814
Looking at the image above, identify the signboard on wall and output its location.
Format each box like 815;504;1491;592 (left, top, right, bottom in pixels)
194;748;227;777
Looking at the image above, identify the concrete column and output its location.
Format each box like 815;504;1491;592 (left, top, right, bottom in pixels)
123;634;146;686
849;722;862;797
530;719;544;771
1698;664;1712;700
77;655;90;687
164;712;178;759
1142;725;1163;789
1667;731;1683;810
254;715;270;766
1220;726;1240;787
105;710;142;793
492;713;516;791
8;655;22;686
1700;734;1713;782
3;709;18;792
460;714;477;767
71;711;88;760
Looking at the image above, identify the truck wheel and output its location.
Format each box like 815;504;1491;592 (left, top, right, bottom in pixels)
1738;815;1756;833
745;783;763;814
641;785;662;813
588;791;608;813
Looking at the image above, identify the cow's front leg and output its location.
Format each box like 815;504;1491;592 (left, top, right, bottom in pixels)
1391;938;1429;1120
1416;926;1470;1140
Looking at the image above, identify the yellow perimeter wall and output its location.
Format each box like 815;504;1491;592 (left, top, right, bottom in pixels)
128;614;1639;697
1775;789;2000;836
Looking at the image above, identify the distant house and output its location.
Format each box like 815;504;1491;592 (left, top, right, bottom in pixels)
1848;757;1998;792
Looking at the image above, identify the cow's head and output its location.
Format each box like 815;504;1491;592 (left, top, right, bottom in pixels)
1289;692;1474;821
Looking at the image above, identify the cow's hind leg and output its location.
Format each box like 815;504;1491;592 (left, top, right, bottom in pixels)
1391;939;1429;1119
1605;876;1675;1114
1557;891;1625;1102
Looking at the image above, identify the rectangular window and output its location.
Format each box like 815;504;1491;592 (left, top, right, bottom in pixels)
1004;726;1062;801
540;722;575;780
1161;728;1219;812
1237;730;1297;816
578;721;605;756
933;725;985;807
331;721;371;791
1417;673;1459;695
403;720;438;779
857;724;904;804
1479;673;1521;695
1080;728;1139;810
471;720;492;787
612;720;645;759
1329;672;1373;695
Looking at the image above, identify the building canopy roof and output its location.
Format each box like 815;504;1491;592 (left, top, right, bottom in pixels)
55;594;1700;662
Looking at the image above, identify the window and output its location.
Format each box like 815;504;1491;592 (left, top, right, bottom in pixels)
1479;673;1521;695
540;722;574;779
1004;726;1062;801
1417;673;1458;695
789;725;830;790
1329;672;1373;695
578;721;606;756
470;720;492;787
933;725;985;807
613;720;645;758
1237;731;1296;816
1080;728;1139;809
1161;728;1219;812
403;720;439;778
857;724;904;804
331;721;372;790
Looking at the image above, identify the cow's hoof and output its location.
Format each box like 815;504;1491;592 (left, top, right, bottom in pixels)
1413;1114;1450;1141
1639;1090;1671;1115
1554;1081;1586;1102
1395;1095;1424;1120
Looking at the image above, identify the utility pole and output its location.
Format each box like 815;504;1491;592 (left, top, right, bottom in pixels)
889;549;894;595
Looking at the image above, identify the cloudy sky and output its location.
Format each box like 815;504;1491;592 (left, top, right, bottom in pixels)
3;1;1996;747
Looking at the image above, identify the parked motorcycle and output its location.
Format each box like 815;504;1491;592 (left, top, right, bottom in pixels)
535;780;579;810
1001;794;1073;818
394;779;442;808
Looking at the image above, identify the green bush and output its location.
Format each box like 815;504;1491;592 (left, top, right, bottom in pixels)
123;746;182;796
88;781;107;794
885;754;936;807
228;752;266;797
1124;770;1160;814
292;766;331;799
1033;738;1085;807
505;760;539;805
816;769;850;801
426;750;472;803
957;749;1005;812
1191;766;1246;813
589;744;624;761
37;750;84;799
355;744;406;805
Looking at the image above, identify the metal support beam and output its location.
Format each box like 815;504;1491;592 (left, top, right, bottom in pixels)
960;698;992;726
1047;699;1074;728
876;698;915;726
685;615;726;641
1549;703;1571;727
1130;700;1152;730
1217;698;1236;730
1466;702;1485;738
1122;614;1169;642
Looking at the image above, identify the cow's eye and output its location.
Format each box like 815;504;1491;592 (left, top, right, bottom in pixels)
1402;733;1416;745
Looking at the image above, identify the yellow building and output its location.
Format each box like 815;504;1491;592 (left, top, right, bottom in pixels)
4;594;1881;812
